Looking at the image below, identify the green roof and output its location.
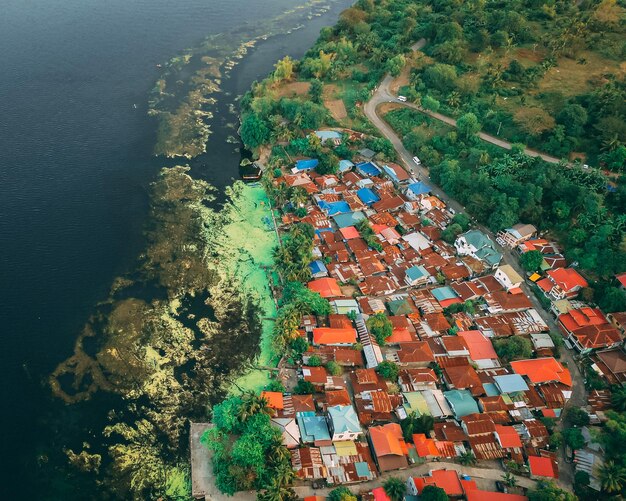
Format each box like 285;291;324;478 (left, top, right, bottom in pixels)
403;392;430;416
462;229;502;266
444;389;479;418
388;299;413;316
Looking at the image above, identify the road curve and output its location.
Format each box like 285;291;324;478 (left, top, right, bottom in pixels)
363;42;585;490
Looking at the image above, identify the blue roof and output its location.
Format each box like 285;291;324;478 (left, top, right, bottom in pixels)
314;227;333;236
431;286;458;301
406;265;429;281
382;164;402;183
483;383;500;397
309;260;328;275
295;159;319;171
297;411;331;442
326;201;351;216
494;374;529;394
327;405;361;434
315;130;342;141
355;461;371;478
339;159;354;172
356;187;380;205
333;211;366;228
407;181;431;196
356;161;381;177
444;389;479;418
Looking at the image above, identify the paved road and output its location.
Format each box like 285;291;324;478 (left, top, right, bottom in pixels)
294;461;537;498
367;39;563;165
364;43;585;491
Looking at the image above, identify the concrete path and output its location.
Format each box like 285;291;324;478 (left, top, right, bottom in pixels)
367;39;564;165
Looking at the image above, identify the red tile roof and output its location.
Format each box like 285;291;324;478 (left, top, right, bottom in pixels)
339;226;360;240
466;491;528;501
458;330;498;361
261;391;284;410
369;423;405;456
308;278;342;298
510;357;572;386
547;267;588;291
302;366;328;384
411;470;463;497
397;341;436;364
495;425;523;448
371;487;391;501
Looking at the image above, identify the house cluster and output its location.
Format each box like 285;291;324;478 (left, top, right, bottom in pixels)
263;151;604;490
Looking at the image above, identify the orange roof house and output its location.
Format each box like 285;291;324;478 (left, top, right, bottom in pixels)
407;470;463;497
458;330;499;367
308;278;342;298
412;433;441;458
538;268;588;300
528;455;557;478
261;391;284;410
466;491;528;501
396;341;435;367
510;357;572;386
313;327;357;346
339;226;360;240
369;423;408;472
494;425;523;448
558;307;622;353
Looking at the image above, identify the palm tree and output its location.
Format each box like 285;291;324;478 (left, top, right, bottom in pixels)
238;392;273;421
258;484;297;501
611;387;626;412
269;445;292;468
272;463;295;487
502;472;518;488
383;477;407;501
446;91;461;109
600;460;626;494
458;451;477;466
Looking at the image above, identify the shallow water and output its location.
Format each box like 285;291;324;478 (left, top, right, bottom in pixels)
0;0;352;494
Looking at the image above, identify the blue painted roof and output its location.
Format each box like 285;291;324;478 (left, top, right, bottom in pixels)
406;265;429;281
333;211;366;228
494;374;529;394
327;405;361;434
339;159;354;172
407;181;431;196
356;161;381;177
295;159;319;171
431;286;458;301
315;130;342;141
326;201;351;216
314;227;333;236
297;411;331;442
309;260;328;275
444;389;479;418
355;461;371;478
356;187;380;205
483;383;500;397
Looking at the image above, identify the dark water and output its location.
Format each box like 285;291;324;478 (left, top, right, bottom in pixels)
0;0;352;494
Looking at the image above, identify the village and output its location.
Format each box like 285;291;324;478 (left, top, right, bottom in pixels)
191;127;626;501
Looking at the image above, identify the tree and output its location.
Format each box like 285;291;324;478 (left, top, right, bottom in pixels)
325;361;342;376
527;480;576;501
309;79;323;104
456;113;481;140
565;408;590;427
241;113;270;148
423;63;458;93
422;95;440;112
273;56;294;83
458;450;477;466
366;313;393;345
420;485;448;501
492;336;533;363
502;472;518;488
386;54;406;77
377;361;399;381
549;431;563;450
600;460;626;494
328;486;357;501
557;104;587;137
520;250;544;272
514;107;556;136
281;281;331;316
562;427;585;450
307;355;322;367
401;412;435;442
611;386;626;411
293;379;315;395
383;477;406;501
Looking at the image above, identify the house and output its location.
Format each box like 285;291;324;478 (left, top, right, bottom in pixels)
510;357;572;387
302;366;329;389
368;423;409;472
591;349;626;384
293;158;319;173
338;159;355;173
405;181;432;200
396;341;435;368
292;447;326;480
357;187;381;206
442;363;483;396
398;368;439;391
271;417;301;448
466;491;528;501
382;163;411;184
313;327;357;346
407;469;463;498
356;161;382;177
493;374;529;395
558;307;622;354
494;425;523;450
297;411;332;445
537;268;588;300
314;130;342;145
528;455;557;479
412;433;441;460
326;405;362;441
494;264;524;291
497;224;537;248
309;260;329;278
308;278;342;298
454;230;502;269
444;389;479;419
458;330;500;369
405;265;431;287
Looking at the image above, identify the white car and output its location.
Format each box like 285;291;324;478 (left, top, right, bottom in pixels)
397;95;407;102
412;156;421;165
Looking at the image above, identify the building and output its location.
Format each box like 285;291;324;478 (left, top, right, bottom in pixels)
558;307;622;354
368;423;409;472
510;358;572;387
407;469;463;498
497;224;537;248
455;230;502;269
326;405;362;441
313;327;357;346
537;268;588;300
458;330;500;369
444;389;479;419
405;181;431;200
494;264;524;291
405;265;431;287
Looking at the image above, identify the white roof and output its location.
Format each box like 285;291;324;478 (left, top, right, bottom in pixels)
402;232;431;251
